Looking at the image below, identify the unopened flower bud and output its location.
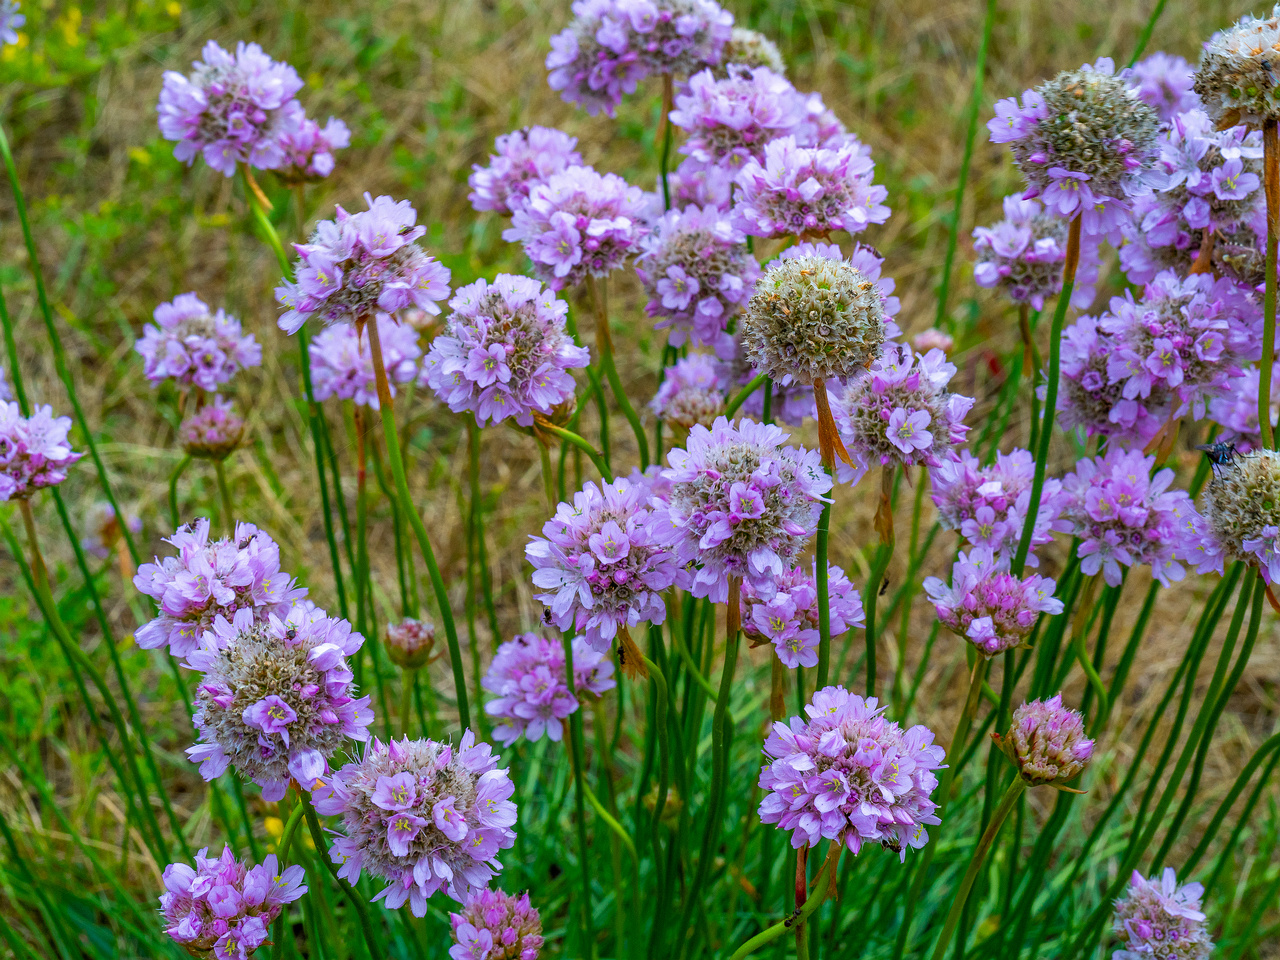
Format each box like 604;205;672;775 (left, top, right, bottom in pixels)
179;397;245;461
993;694;1094;788
385;619;436;670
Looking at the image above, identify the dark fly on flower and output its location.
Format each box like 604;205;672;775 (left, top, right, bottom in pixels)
1195;441;1239;477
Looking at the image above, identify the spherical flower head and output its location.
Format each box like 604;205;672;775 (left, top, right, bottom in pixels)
469;126;583;216
912;328;954;353
0;2;24;47
275;115;351;185
276;193;451;335
830;343;975;485
81;502;142;560
1058;447;1200;587
1111;867;1212;960
449;888;544;960
637;203;759;357
1195;447;1280;582
313;732;518;914
923;546;1063;657
0;402;83;501
527;475;681;650
650;353;727;432
741;562;864;669
183;604;373;801
990;59;1161;223
1129;53;1199;123
758;686;945;860
670;66;804;169
732;135;890;239
159;846;306;960
972;195;1101;310
482;633;616;745
136;293;262;390
310;321;421;409
716;27;785;77
386;619;436;670
179;396;246;461
157;40;305;177
1208;361;1280;451
423;275;589;428
653;416;832;602
132;518;307;658
994;694;1094;788
1195;9;1280;129
659;156;737;211
1058;315;1171;447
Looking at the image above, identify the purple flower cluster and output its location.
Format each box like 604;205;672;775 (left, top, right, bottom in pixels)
732;135;890;239
653;417;831;602
133;518;306;658
1128;53;1198;123
930;448;1066;565
157;40;305;177
1112;868;1213;960
650;353;727;431
310;320;421;409
423;275;589;427
275;115;351;185
995;694;1094;788
546;0;734;116
527;475;680;650
0;1;23;47
179;396;247;461
482;632;616;745
276;194;451;335
972;195;1100;311
1208;361;1280;451
636;203;758;356
923;547;1063;658
315;732;517;914
669;66;803;168
660;156;736;210
1057;447;1198;587
758;687;944;860
449;888;544;960
503;165;648;290
830;344;974;485
740;562;864;669
159;847;306;960
135;293;262;390
469;127;583;217
1057;315;1171;447
185;605;373;801
0;402;83;501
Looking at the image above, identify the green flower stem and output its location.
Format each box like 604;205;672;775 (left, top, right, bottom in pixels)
1069;577;1109;721
1261;120;1278;449
892;480;928;712
468;421;502;648
560;631;595;953
367;313;471;731
277;800;308;868
581;778;639;863
587;276;650;467
0;274;26;412
539;421;614;482
726;842;841;960
724;373;768;418
298;791;381;958
1197;734;1280;895
214;458;236;536
814;497;833;690
659;74;674;210
1127;0;1170;66
762;378;773;424
0;810;78;960
537;438;557;511
862;538;894;699
169;454;192;530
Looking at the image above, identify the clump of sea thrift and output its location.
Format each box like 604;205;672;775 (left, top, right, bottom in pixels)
669;67;803;169
649;353;727;432
179;397;246;460
135;293;261;390
1194;447;1280;582
275;115;351;184
133;518;306;658
482;632;616;745
972;195;1100;310
1128;52;1199;122
157;40;304;177
314;733;517;913
449;888;544;960
159;847;306;960
717;27;785;76
385;619;436;670
740;562;864;668
1111;868;1213;960
758;687;944;859
0;402;83;501
993;694;1094;788
923;547;1063;657
654;416;831;602
423;274;589;428
1194;9;1280;129
1057;315;1171;447
468;126;583;217
184;605;373;801
276;193;451;335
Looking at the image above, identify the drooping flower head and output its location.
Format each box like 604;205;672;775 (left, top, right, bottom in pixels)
81;502;142;560
758;687;945;860
650;353;727;432
993;694;1094;788
449;888;544;960
1128;53;1199;122
732;135;890;239
423;275;589;428
1111;867;1212;960
1193;447;1280;583
972;195;1101;311
159;847;306;960
653;416;831;602
136;293;262;391
184;604;373;801
717;28;785;77
636;203;759;357
468;126;584;217
740;562;864;669
0;402;83;501
313;732;518;914
157;40;305;177
482;633;616;745
527;475;681;651
133;518;306;658
923;547;1063;658
310;320;421;409
830;343;975;485
503;165;649;290
179;396;247;461
1057;447;1199;587
385;619;436;671
276;193;451;335
0;1;24;46
1194;8;1280;129
1208;361;1280;452
274;115;352;185
670;67;804;169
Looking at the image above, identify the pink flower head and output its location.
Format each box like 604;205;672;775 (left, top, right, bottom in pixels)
994;694;1094;788
0;402;83;501
1127;52;1198;123
469;126;583;216
740;561;864;669
449;888;544;960
972;195;1101;311
135;292;261;390
275;115;351;184
669;66;805;169
310;320;421;409
179;396;246;461
482;632;616;744
650;352;728;431
1111;867;1212;960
